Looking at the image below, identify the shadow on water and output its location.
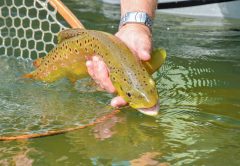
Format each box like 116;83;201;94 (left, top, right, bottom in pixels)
0;1;240;165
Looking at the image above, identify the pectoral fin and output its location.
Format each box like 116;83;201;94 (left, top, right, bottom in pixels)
21;73;34;79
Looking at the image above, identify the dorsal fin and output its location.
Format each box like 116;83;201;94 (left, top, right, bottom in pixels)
57;28;87;43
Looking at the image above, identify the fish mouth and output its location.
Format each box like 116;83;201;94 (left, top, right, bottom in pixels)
137;102;160;116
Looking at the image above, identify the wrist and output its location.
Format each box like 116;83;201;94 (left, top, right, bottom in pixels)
119;12;153;32
118;23;151;35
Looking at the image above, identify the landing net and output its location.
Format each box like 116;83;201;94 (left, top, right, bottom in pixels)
0;0;118;140
0;0;67;60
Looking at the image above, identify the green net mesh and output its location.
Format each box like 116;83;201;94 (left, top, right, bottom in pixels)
0;0;114;138
0;0;67;60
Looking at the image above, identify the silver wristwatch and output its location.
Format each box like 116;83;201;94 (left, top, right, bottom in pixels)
119;12;153;30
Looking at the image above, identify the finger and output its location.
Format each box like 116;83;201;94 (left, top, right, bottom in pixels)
90;56;115;93
103;79;115;93
122;38;151;61
111;96;127;108
92;56;104;84
97;60;108;80
92;56;102;76
138;49;151;61
92;56;102;84
86;59;100;85
92;57;115;93
135;39;152;61
98;61;116;93
86;60;95;78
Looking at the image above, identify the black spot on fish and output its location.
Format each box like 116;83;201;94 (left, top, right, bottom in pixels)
127;92;131;97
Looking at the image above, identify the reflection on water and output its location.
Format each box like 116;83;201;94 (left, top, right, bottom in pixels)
0;57;114;137
0;1;240;165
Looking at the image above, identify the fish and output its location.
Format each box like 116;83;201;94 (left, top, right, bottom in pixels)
23;28;167;116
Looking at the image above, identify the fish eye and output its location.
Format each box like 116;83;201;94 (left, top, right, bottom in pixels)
127;92;131;97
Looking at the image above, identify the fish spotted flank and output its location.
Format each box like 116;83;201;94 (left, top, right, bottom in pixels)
23;29;166;111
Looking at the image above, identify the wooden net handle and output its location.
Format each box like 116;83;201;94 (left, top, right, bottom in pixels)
49;0;85;29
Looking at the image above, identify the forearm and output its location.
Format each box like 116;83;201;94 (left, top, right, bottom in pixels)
120;0;157;18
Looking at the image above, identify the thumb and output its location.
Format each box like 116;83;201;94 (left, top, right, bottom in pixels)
138;49;151;61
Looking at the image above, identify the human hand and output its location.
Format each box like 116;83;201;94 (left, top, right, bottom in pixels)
86;24;152;108
115;24;152;61
86;56;127;107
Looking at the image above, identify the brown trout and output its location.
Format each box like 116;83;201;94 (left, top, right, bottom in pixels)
23;28;166;116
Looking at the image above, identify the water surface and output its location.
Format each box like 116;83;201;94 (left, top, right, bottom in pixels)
0;1;240;165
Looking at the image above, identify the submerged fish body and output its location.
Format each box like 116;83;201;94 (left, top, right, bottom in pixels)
24;29;166;114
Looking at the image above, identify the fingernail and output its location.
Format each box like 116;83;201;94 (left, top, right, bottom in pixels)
105;85;115;93
110;99;118;107
93;56;99;61
86;61;92;67
141;51;151;61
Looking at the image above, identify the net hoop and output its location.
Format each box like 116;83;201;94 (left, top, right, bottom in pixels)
0;110;120;141
48;0;85;29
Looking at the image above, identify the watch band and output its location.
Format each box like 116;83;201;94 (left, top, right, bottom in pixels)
119;12;153;30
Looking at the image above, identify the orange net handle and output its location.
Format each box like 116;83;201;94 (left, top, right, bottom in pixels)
49;0;85;29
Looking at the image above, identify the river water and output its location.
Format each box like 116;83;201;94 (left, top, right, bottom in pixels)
0;1;240;165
